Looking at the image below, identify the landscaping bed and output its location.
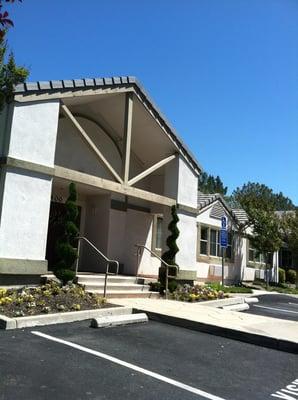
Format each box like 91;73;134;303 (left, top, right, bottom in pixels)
170;284;229;302
0;280;109;318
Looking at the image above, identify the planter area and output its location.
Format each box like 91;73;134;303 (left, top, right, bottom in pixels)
170;284;229;302
0;280;108;318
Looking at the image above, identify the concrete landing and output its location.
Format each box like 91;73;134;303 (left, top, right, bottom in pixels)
111;298;298;353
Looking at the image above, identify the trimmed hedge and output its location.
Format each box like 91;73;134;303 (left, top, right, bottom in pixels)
278;268;286;284
286;269;297;284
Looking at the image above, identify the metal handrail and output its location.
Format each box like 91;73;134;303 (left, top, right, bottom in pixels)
76;236;119;298
135;244;179;300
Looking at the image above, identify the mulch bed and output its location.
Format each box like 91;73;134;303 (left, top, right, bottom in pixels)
0;280;114;318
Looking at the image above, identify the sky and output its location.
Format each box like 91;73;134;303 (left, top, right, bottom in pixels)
6;0;298;204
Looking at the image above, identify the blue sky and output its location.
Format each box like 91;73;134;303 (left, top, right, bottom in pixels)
6;0;298;204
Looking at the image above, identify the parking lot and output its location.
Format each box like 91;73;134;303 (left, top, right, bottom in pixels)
244;294;298;321
0;319;297;400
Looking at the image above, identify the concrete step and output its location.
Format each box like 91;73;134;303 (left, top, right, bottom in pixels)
89;290;160;299
77;274;137;285
84;283;150;292
90;313;148;328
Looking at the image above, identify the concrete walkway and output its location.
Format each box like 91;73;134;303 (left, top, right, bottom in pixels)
111;298;298;352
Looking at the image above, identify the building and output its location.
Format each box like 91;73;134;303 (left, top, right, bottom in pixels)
0;76;201;285
0;75;279;286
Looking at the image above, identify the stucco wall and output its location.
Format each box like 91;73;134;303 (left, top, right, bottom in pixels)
0;101;60;271
0;168;52;259
8;101;60;166
107;208;160;276
196;203;242;283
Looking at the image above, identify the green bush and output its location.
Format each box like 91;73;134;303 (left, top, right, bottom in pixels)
279;268;286;284
286;269;297;284
149;281;162;293
168;279;178;293
54;182;79;283
55;269;76;285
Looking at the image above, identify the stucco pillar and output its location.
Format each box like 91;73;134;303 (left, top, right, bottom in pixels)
163;156;198;274
0;100;60;277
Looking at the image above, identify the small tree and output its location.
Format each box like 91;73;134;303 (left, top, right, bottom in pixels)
281;211;298;288
159;205;180;291
162;205;180;266
248;208;282;289
0;0;28;112
54;183;79;284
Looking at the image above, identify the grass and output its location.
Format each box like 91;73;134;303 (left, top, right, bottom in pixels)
205;282;253;294
253;281;298;295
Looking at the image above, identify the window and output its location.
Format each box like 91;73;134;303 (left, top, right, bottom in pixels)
152;214;163;255
198;225;233;259
200;226;208;255
248;242;264;263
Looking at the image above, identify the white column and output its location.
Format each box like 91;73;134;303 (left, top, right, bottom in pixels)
163;156;198;272
0;100;60;275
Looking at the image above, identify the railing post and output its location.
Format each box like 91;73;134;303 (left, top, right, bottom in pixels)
104;262;109;298
165;265;169;300
75;238;81;275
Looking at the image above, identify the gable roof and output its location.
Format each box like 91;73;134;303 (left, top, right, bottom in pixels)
197;191;249;226
14;75;202;175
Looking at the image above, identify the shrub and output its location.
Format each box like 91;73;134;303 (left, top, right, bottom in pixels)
149;281;162;292
55;269;76;285
286;269;297;284
168;279;178;293
279;268;286;284
54;182;79;283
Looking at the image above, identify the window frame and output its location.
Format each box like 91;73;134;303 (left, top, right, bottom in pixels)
197;223;234;261
152;213;163;256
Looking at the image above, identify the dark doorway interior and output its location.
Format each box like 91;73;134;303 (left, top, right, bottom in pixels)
46;202;81;271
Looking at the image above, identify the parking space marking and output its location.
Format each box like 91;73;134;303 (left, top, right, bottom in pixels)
271;378;298;399
253;305;298;314
32;331;227;400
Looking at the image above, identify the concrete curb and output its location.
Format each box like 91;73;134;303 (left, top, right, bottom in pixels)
0;306;132;330
91;313;148;328
198;297;245;308
133;309;298;354
222;303;250;312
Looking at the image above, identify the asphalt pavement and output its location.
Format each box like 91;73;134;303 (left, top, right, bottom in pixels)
0;320;297;400
244;293;298;321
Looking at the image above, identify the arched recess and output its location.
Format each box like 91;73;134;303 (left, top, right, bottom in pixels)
55;114;122;181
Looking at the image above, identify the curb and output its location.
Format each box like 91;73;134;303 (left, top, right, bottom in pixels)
0;306;132;330
91;313;148;328
133;309;298;354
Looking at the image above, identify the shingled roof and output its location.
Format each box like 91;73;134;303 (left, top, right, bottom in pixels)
14;75;202;175
197;191;249;226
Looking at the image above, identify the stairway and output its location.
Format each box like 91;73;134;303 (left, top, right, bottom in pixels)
76;273;160;299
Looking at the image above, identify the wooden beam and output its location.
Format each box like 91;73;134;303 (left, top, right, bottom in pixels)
128;154;176;186
122;92;133;183
61;103;123;184
54;165;176;207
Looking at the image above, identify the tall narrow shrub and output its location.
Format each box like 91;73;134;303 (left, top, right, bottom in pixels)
162;205;180;266
54;183;79;284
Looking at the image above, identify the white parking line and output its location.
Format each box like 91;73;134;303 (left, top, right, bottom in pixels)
32;331;227;400
253;305;298;314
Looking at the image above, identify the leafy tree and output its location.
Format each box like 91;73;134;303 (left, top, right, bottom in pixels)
198;172;227;195
248;208;282;289
281;211;298;288
232;183;285;288
54;183;79;284
0;0;28;112
232;182;296;212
